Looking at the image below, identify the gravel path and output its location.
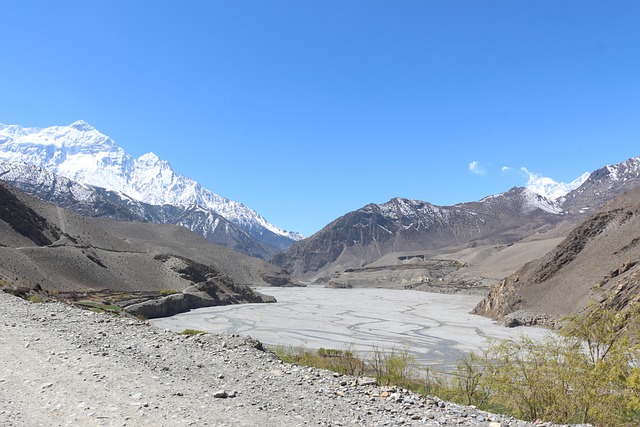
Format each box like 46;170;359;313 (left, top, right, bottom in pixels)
0;292;574;427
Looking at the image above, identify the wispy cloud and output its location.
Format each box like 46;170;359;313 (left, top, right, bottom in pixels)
468;160;486;175
501;166;511;173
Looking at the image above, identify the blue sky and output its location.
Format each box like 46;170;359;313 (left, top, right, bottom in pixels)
1;1;639;236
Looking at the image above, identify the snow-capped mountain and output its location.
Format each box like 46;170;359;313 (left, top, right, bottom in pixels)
522;167;591;201
0;161;286;259
0;121;303;249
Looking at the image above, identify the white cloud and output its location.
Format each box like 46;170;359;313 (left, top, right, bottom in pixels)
501;166;511;172
468;161;485;175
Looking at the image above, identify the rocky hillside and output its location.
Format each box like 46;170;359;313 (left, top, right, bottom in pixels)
0;180;291;315
273;188;563;280
473;187;640;327
0;161;282;259
562;156;640;215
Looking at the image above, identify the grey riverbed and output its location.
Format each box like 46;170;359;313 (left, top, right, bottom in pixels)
150;286;551;370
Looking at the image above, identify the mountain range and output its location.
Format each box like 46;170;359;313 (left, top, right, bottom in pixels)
0;121;303;259
273;157;640;278
2;120;640;326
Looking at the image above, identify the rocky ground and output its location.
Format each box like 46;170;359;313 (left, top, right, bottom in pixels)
0;291;583;427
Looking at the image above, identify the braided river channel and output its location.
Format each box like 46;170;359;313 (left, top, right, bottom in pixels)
151;286;552;371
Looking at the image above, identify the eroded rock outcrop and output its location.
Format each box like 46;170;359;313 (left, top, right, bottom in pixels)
124;256;277;319
474;189;640;327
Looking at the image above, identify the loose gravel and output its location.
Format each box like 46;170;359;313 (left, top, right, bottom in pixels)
0;292;582;427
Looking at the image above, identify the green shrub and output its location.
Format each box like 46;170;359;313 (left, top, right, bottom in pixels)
271;345;366;377
27;295;42;303
75;300;121;313
439;302;640;426
369;345;415;388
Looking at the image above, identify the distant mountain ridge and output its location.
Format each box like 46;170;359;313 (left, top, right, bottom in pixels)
0;121;303;257
3;121;639;288
273;187;565;278
562;156;640;214
274;156;640;280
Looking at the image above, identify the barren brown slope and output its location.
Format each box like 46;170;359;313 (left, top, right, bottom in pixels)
274;189;563;281
0;181;291;294
474;188;640;327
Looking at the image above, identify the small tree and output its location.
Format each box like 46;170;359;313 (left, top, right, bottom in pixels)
451;352;492;407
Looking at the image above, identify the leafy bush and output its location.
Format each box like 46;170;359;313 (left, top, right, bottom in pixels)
271;345;366;377
75;300;121;313
441;302;640;426
369;345;415;387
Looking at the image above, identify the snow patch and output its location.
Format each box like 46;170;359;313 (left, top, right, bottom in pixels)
520;188;564;214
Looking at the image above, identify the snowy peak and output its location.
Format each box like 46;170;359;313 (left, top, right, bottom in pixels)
136;152;161;165
549;156;640;215
521;167;590;201
69;120;96;132
0;121;302;246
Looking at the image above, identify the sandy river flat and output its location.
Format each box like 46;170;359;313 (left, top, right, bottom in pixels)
151;286;552;370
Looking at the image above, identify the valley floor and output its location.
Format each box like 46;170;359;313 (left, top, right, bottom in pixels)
150;286;551;371
0;291;574;427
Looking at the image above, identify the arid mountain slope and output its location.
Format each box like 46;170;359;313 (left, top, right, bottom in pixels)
474;187;640;327
0;180;291;295
273;188;563;280
562;156;640;215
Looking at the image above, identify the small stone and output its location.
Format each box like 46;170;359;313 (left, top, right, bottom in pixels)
357;377;378;386
213;390;228;398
